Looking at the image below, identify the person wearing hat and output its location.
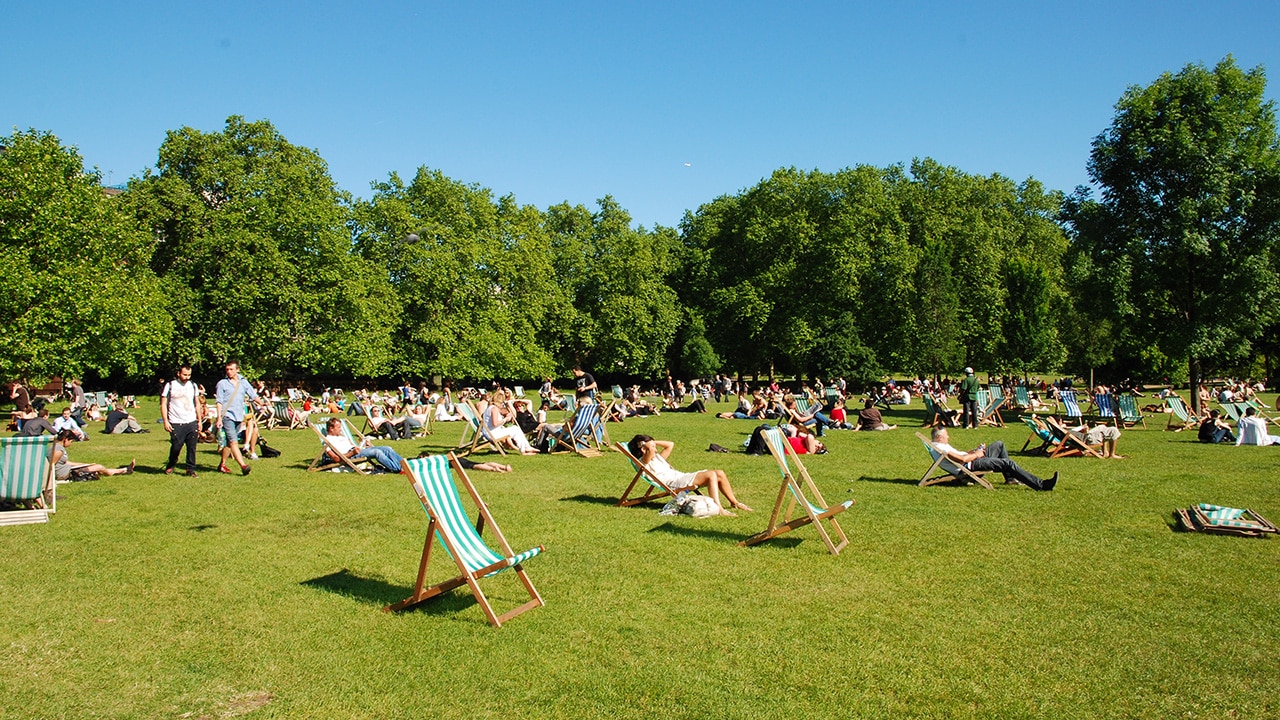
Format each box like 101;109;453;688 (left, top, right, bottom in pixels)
958;367;981;429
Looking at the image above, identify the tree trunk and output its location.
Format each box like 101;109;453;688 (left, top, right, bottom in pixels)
1189;356;1201;416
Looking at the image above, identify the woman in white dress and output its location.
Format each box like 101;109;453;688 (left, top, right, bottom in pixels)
627;434;752;516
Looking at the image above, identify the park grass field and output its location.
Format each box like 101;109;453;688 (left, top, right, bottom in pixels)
2;397;1279;719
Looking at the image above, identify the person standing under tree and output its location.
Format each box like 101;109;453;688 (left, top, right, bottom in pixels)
215;360;258;475
958;367;980;429
573;365;598;403
161;364;203;476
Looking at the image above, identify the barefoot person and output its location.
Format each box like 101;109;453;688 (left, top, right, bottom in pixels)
627;434;753;515
49;429;135;480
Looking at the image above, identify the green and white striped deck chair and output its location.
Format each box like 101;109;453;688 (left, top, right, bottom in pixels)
976;389;1005;427
385;454;545;626
915;431;994;489
1019;415;1056;455
560;393;577;421
513;386;526;399
920;393;945;427
794;396;815;415
611;385;624;400
0;436;57;526
989;385;1006;409
1058;390;1084;423
270;399;304;430
1164;396;1196;431
739;427;854;554
612;441;700;507
1014;385;1033;411
453;401;506;457
1218;402;1244;424
1239;399;1280;427
1116;394;1146;428
307;420;372;474
1175;503;1278;537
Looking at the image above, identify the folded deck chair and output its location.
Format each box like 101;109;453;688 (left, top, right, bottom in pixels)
0;436;57;526
1041;416;1106;458
1174;503;1278;538
613;441;700;507
550;403;605;458
739;427;853;554
1058;390;1084;423
915;432;993;489
453;402;507;457
385;454;544;626
1165;396;1196;431
1116;394;1146;428
307;420;373;474
1092;393;1118;424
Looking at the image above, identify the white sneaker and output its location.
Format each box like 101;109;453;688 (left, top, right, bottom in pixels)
249;453;259;460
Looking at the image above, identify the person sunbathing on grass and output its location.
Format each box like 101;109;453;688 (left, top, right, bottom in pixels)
49;429;135;481
626;434;753;516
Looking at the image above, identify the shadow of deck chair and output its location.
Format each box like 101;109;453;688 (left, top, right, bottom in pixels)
1174;503;1279;537
1041;416;1106;458
1164;396;1196;431
0;436;57;526
307;420;373;474
613;441;700;507
915;432;993;489
385;454;544;626
739;427;853;554
1116;394;1146;428
1058;390;1084;424
453;402;507;457
975;389;1005;427
550;403;605;458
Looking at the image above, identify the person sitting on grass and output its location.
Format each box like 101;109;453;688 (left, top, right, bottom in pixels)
49;429;135;481
17;407;57;438
626;434;753;516
323;417;405;472
1198;409;1237;444
930;426;1058;490
856;398;898;431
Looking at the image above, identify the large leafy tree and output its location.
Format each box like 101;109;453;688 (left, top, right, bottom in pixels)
1080;56;1280;411
126;116;397;377
0;129;170;381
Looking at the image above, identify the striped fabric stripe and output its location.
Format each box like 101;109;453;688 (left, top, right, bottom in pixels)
1060;390;1082;418
1198;504;1246;522
1167;396;1191;421
1117;394;1142;422
406;456;541;577
0;436;55;502
1095;394;1117;417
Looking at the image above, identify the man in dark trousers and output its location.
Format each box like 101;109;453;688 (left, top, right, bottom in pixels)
958;367;980;429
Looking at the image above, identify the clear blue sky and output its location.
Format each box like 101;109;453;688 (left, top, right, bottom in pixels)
5;1;1277;229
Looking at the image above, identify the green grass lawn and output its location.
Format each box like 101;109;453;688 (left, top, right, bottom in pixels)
3;398;1279;719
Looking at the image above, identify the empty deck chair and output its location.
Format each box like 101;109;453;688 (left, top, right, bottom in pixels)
1058;390;1084;423
1116;394;1146;428
385;454;544;626
307;420;373;474
1175;504;1278;537
613;441;700;507
739;427;853;554
915;432;993;489
975;389;1005;427
0;436;57;526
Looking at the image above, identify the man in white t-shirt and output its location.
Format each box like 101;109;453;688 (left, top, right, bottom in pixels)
930;426;1058;490
161;364;204;476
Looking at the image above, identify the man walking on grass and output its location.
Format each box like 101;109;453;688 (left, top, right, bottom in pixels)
161;364;203;476
215;360;258;475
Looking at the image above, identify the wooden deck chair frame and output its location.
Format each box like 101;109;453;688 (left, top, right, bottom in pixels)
0;436;57;526
453;401;507;457
1019;415;1056;455
920;394;943;427
549;403;604;458
1165;396;1196;431
613;441;699;507
307;420;373;474
385;454;544;627
1175;504;1279;538
915;432;994;489
976;389;1005;427
1041;416;1106;458
740;427;853;554
1116;393;1146;428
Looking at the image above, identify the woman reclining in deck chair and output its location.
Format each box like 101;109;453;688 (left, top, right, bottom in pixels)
627;435;753;516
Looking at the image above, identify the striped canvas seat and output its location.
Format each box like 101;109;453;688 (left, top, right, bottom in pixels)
739;427;853;554
1165;396;1195;431
1059;390;1083;421
976;388;1004;427
1014;385;1032;410
454;402;506;457
916;431;994;489
1093;393;1117;422
386;454;544;626
307;420;372;473
1116;394;1146;428
0;435;57;526
551;403;606;457
1175;503;1278;537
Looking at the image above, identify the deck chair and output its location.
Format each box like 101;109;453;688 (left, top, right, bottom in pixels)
1092;393;1118;425
272;399;307;430
1013;385;1033;412
1019;415;1056;455
1165;396;1196;431
1175;504;1279;538
385;454;544;626
1239;399;1280;427
1116;394;1146;428
0;436;57;526
1058;390;1084;423
1218;402;1244;424
915;432;993;489
975;389;1005;427
794;396;814;415
513;386;526;399
739;427;853;554
307;420;373;474
613;441;700;507
1041;416;1106;458
989;385;1007;410
550;403;605;458
611;385;624;400
560;393;577;420
453;402;507;457
920;394;944;427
